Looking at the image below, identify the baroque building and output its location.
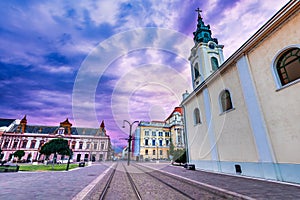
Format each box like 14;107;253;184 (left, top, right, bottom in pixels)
0;116;112;162
133;107;185;161
181;0;300;184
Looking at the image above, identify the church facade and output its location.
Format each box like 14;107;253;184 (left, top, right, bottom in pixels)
181;0;300;184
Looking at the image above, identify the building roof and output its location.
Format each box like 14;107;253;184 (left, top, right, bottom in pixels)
8;125;107;136
5;117;108;137
165;107;182;121
0;118;16;127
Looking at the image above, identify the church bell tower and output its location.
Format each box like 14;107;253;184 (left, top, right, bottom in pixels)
189;8;224;89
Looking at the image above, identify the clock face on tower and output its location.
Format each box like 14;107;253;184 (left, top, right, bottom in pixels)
208;42;215;49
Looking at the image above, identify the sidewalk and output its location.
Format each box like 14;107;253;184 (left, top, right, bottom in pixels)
140;163;300;199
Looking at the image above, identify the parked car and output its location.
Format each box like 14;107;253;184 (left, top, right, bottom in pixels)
57;158;73;164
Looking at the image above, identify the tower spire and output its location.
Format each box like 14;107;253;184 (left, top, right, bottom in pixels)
192;9;218;45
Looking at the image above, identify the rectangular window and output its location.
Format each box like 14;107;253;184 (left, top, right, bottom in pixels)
152;131;156;136
153;150;156;155
94;143;97;150
30;141;36;149
145;139;148;146
160;150;163;155
3;141;9;148
159;140;162;146
22;141;28;148
166;140;169;146
145;149;148;155
159;132;163;136
101;143;105;150
145;131;149;136
39;140;44;148
165;132;170;137
86;143;90;149
13;141;18;149
152;139;156;146
71;142;76;149
79;143;83;149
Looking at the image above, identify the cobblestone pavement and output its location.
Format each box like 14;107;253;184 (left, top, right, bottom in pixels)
85;162;232;200
0;163;111;200
138;162;300;200
2;162;300;200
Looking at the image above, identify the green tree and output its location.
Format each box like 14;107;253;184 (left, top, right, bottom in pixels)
169;136;175;159
172;149;186;165
169;136;187;165
13;150;25;162
39;138;72;170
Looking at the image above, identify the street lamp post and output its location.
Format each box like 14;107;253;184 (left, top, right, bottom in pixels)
122;120;139;166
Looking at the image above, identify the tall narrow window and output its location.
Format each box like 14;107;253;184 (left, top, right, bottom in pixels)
79;142;83;149
220;90;233;112
30;140;36;149
193;108;201;125
22;140;28;148
152;139;156;146
211;57;219;71
194;63;200;79
276;48;300;86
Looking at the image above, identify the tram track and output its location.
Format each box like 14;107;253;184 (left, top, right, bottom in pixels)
131;163;244;199
97;162;142;200
98;163;118;200
91;161;246;199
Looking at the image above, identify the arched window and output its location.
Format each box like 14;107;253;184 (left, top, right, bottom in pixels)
220;90;233;112
211;57;219;71
276;48;300;86
193;108;201;125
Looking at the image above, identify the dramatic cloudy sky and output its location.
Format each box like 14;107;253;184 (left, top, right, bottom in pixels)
0;0;289;148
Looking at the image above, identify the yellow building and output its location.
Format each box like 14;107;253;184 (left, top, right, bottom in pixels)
182;0;300;184
133;107;186;161
134;121;170;161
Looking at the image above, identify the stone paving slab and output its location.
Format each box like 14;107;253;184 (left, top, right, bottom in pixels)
0;163;112;200
138;162;300;200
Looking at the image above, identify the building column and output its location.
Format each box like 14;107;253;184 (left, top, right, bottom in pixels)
203;87;221;172
237;55;281;181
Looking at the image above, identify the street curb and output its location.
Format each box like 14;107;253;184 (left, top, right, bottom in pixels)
72;164;114;200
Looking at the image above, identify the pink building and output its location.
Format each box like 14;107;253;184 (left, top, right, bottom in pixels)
0;116;112;163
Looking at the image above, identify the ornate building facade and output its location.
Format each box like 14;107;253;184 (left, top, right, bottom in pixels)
133;107;185;161
0;116;112;162
182;1;300;184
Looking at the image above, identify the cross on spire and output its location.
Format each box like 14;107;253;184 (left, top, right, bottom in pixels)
195;7;202;19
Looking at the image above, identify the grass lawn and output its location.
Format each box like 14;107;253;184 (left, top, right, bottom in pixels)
19;164;79;171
